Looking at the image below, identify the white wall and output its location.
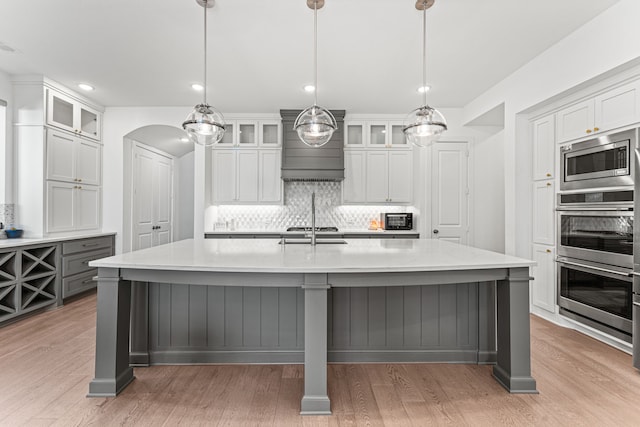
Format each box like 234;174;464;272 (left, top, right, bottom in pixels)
102;107;204;253
0;70;13;204
472;130;504;253
462;0;640;257
175;151;195;241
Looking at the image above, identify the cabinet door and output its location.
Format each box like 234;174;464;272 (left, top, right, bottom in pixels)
218;122;235;146
46;129;76;182
389;122;409;148
236;150;259;202
343;151;366;203
556;99;594;143
259;150;281;203
594;80;640;134
46;90;76;134
46;181;75;233
532;115;555;181
76;139;101;186
259;121;282;147
78;104;101;141
75;185;101;230
212;150;237;203
237;122;258;147
368;123;388;147
345;121;366;147
387;151;413;203
365;151;389;202
532;181;555;245
531;244;556;313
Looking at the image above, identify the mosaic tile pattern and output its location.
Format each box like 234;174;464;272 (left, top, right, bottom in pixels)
0;204;15;228
212;182;417;231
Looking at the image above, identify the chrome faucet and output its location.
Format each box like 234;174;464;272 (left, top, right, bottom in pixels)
310;192;316;246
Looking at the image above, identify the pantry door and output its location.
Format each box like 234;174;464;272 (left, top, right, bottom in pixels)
431;142;470;244
133;144;173;250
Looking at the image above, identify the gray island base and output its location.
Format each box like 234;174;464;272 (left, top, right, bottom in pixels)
87;239;538;415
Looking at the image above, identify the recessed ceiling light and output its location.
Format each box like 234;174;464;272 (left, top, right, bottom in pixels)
191;83;204;91
417;85;431;94
303;85;315;93
78;83;94;91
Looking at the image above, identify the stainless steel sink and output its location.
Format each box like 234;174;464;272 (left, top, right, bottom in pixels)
279;238;347;245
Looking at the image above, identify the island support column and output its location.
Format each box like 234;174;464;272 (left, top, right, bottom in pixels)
300;273;331;415
493;267;538;393
87;267;135;397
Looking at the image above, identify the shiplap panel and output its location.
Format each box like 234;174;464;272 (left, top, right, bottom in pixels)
368;287;386;346
149;283;480;358
260;288;279;347
207;286;225;347
242;288;261;346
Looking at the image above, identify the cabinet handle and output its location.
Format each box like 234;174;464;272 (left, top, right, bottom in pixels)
83;243;99;247
594;127;600;132
586;129;592;133
82;279;94;284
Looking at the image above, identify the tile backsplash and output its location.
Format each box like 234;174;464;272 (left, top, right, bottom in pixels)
209;182;417;231
0;204;15;228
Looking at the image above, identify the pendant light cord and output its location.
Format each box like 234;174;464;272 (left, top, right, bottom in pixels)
313;1;318;107
422;3;427;106
203;0;208;105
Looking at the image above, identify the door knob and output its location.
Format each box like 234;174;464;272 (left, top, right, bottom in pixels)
433;229;439;234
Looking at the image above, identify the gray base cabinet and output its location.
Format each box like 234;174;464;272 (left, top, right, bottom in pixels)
0;244;59;323
61;236;114;299
0;234;115;325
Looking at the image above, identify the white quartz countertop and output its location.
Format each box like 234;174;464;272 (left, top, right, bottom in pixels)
204;229;419;235
0;232;116;249
90;238;535;273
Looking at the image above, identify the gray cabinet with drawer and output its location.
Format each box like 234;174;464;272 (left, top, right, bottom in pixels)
62;235;114;299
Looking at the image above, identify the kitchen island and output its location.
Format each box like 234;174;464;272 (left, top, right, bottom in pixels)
87;238;537;415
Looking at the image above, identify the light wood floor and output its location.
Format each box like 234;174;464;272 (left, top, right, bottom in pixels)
1;293;639;426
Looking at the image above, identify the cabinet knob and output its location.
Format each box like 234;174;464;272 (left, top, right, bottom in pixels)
594;127;600;132
546;182;551;186
433;229;439;234
78;179;82;183
546;173;551;177
546;249;551;253
586;129;592;133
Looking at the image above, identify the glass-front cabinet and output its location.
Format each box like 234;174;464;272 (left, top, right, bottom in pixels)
46;89;101;141
259;120;282;147
345;120;409;148
219;120;281;147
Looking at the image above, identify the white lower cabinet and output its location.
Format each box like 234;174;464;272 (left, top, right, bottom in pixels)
531;244;556;313
46;182;100;233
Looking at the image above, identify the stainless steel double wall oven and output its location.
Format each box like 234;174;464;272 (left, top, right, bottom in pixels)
557;129;637;344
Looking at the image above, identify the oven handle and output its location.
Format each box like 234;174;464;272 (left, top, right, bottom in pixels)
634;302;640;307
555;207;633;211
557;259;633;277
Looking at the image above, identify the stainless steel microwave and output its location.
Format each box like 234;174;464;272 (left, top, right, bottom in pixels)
380;213;413;230
560;129;636;191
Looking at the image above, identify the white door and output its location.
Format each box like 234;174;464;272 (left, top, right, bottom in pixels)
431;143;469;244
133;145;173;250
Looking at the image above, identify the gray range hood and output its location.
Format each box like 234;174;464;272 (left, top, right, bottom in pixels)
280;109;346;182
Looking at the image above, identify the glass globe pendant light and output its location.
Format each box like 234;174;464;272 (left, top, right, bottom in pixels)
403;0;447;147
182;0;226;146
294;0;337;148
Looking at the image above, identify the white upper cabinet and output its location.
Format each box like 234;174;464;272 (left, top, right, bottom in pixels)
46;128;101;186
343;150;367;203
345;120;410;149
532;115;555;181
556;80;640;143
387;151;413;202
46;89;101;140
363;150;413;204
259;150;282;202
259;121;282;147
46;181;101;233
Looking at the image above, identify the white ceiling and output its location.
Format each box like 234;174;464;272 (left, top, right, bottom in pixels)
0;0;620;114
